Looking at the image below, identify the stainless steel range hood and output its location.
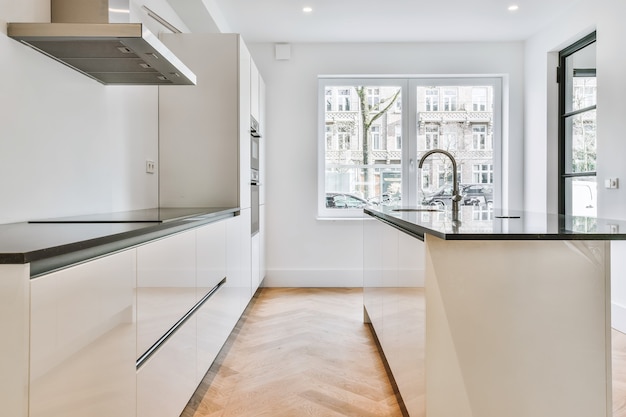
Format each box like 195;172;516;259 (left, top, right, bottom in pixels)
7;0;196;85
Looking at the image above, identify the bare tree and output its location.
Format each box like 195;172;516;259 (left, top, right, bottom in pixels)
355;86;400;197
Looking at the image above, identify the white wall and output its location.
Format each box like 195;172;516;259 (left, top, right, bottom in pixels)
0;0;190;225
248;42;525;287
524;0;626;332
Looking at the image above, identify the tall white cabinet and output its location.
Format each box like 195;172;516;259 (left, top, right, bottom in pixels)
159;33;266;297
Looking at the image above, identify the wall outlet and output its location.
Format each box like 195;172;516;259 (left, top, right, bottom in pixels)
146;160;156;174
604;178;619;189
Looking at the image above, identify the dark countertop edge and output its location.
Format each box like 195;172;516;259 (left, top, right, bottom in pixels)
0;208;239;277
364;208;626;241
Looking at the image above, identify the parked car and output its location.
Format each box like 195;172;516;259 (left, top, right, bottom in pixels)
368;193;402;207
461;184;493;207
422;184;455;208
326;193;369;209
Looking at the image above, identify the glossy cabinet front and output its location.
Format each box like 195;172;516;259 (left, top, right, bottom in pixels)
29;249;136;417
137;217;239;417
363;218;426;417
136;230;196;358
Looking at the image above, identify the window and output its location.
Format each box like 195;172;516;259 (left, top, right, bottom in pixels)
395;125;402;150
325;89;332;111
338;127;351;150
371;125;382;150
558;32;597;217
367;88;380;108
319;77;502;218
472;124;489;150
425;88;439;111
416;83;497;208
442;88;457;111
472;88;487;111
425;124;440;149
473;164;493;184
338;89;351;111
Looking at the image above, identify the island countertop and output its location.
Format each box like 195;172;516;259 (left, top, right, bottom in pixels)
0;207;239;275
364;205;626;240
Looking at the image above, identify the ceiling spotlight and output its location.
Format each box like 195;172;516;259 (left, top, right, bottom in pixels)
508;4;519;11
303;6;313;13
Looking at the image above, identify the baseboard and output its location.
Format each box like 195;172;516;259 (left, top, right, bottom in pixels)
613;302;626;334
263;269;363;287
262;269;425;288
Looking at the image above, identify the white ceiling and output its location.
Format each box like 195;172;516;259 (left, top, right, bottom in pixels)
209;0;582;43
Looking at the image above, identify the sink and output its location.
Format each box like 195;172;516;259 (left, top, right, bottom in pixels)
392;208;442;212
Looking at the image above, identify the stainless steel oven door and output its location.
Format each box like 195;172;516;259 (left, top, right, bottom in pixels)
251;135;260;172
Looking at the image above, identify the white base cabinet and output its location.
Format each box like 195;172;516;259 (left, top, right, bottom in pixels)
29;249;137;417
0;264;30;417
137;314;197;417
363;219;426;417
137;215;251;417
7;213;250;417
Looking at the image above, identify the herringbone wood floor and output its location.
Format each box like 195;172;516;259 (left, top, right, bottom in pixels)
181;288;405;417
181;287;626;417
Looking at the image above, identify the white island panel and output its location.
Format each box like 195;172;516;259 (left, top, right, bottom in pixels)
425;235;611;417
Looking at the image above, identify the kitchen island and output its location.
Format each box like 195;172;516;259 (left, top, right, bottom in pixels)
364;206;626;417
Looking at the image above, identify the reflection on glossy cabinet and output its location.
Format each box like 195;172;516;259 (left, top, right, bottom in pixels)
136;230;196;358
196;220;227;301
137;314;197;417
29;249;137;417
226;210;253;314
363;219;426;417
260;204;266;282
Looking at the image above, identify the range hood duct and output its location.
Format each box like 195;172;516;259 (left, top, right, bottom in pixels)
7;0;196;85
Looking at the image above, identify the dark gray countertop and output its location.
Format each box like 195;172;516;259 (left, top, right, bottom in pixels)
0;207;239;276
365;206;626;240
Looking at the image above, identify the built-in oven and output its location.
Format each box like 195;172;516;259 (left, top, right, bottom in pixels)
250;116;261;236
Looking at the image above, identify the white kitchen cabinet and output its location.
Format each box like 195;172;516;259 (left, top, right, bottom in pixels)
136;216;243;417
251;232;261;293
239;41;252;210
196;220;227;301
159;34;246;209
363;219;426;417
259;74;266;206
159;33;255;211
0;264;29;417
240;208;253;303
137;313;197;417
29;249;137;417
195;220;232;382
136;230;197;358
260;203;266;282
251;59;260;121
226;211;255;315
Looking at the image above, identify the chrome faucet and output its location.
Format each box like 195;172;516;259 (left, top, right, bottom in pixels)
418;149;461;222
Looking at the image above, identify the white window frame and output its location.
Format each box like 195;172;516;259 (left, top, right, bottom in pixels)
371;125;382;150
318;76;503;219
425;124;440;150
425;88;439;111
472;124;489;150
395;125;402;150
473;164;494;184
442;88;458;111
472;87;487;111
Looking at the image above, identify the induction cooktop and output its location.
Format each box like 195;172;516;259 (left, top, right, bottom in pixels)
28;208;220;224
